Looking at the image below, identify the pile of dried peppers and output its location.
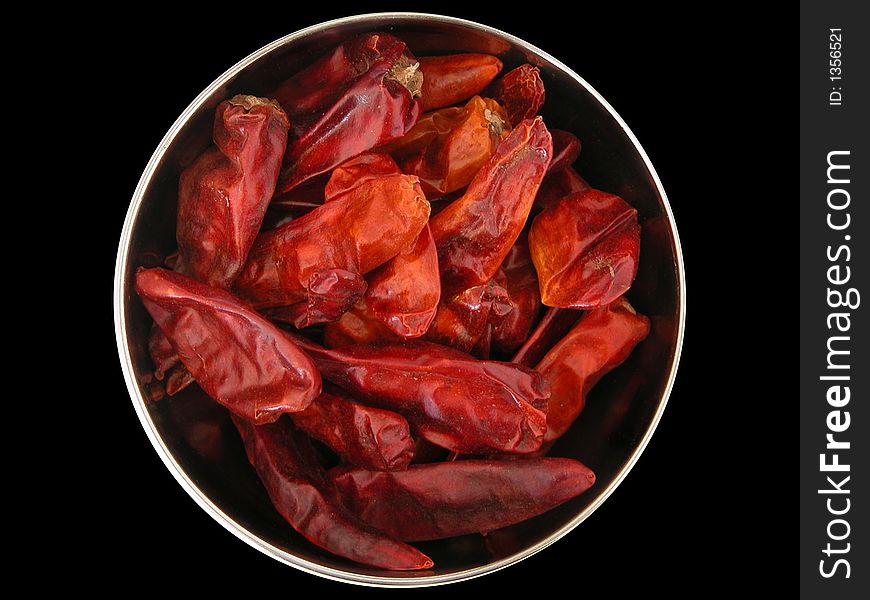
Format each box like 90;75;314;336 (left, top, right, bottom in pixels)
135;32;651;570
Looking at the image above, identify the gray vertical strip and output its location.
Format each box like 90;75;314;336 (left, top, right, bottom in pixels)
800;2;868;598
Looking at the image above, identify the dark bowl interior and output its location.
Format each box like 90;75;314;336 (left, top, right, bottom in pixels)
116;13;683;586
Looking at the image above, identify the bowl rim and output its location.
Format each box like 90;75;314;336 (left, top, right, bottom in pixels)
114;11;686;588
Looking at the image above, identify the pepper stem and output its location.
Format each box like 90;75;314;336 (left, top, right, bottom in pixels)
387;57;423;99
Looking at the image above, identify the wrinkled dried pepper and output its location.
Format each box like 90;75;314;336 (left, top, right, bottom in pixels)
275;33;422;194
430;117;552;297
396;96;511;197
135;268;321;424
486;64;545;127
419;53;503;111
233;173;430;327
529;189;640;308
292;390;415;471
284;334;549;455
232;415;432;570
330;458;595;541
535;297;650;442
423;278;512;354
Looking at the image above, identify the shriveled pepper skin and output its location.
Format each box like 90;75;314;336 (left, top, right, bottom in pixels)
486;64;545;127
430;117;553;297
419;53;503;111
529;189;640;308
534;166;590;213
135;268;321;424
233;173;430;327
321;154;441;338
276;35;422;194
330;458;595;541
400;96;510;198
424;279;512;354
323;299;400;348
511;307;583;368
174;95;290;288
491;241;542;355
291;391;415;471
232;416;433;570
535;297;650;442
285;335;549;455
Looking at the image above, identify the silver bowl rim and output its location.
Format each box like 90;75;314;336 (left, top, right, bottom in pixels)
113;11;686;588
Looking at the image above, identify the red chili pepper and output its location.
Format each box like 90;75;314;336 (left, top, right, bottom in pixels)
535;297;650;442
275;34;422;194
511;307;584;367
423;278;512;354
491;239;542;355
430;117;553;297
485;64;545;126
547;129;581;174
291;390;415;471
534;166;590;213
529;189;640;308
232;173;430;327
329;458;595;541
232;415;433;570
397;96;511;198
320;153;441;338
135;268;321;424
322;299;400;348
418;53;504;111
174;95;290;288
283;334;549;455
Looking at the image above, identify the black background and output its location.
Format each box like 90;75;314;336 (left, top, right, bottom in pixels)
94;4;791;594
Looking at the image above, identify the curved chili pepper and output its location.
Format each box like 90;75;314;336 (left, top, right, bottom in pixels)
276;35;422;194
430;117;552;297
511;307;584;368
547;129;581;174
399;96;510;198
535;297;650;442
321;154;441;338
529;189;640;308
419;53;503;111
485;64;545;126
491;240;542;355
291;390;415;471
330;458;595;541
135;268;321;424
232;415;432;570
233;173;430;327
283;334;549;455
174;95;290;288
322;299;400;348
534;166;590;212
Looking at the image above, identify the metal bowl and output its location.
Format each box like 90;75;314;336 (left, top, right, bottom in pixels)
114;12;685;587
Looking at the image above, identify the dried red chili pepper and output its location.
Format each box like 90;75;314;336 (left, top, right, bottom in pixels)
511;307;584;368
275;34;422;194
399;96;510;198
232;415;432;570
378;107;465;161
423;279;512;354
323;299;399;348
174;95;290;288
530;189;640;308
330;458;595;541
135;268;321;424
319;154;442;338
485;64;545;127
419;53;503;111
233;173;430;327
291;390;415;471
491;240;542;355
547;129;581;174
534;166;590;212
535;297;649;442
430;117;553;297
283;334;549;455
